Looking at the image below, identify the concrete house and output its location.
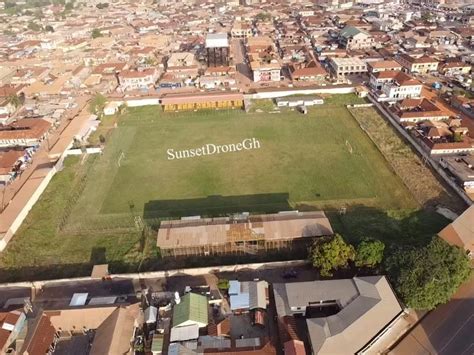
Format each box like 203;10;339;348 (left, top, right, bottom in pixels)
338;26;374;51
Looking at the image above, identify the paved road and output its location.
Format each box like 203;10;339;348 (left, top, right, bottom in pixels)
34;279;137;309
390;275;474;355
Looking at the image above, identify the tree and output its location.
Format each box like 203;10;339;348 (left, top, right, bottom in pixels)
385;237;471;310
89;93;107;115
45;25;54;32
309;234;355;277
256;12;271;22
91;28;102;39
96;2;109;9
7;94;21;109
453;132;463;142
355;238;385;268
217;279;229;290
65;2;74;11
118;103;127;115
18;92;25;105
27;22;42;32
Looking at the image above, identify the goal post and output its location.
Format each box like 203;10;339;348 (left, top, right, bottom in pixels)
117;151;125;167
345;140;353;154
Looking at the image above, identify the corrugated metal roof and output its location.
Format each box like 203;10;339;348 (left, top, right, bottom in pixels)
249;281;268;310
144;306;158;323
172;293;208;328
158;212;333;249
169;324;199;342
235;337;261;348
69;293;88;307
274;276;402;354
87;296;117;306
151;334;164;352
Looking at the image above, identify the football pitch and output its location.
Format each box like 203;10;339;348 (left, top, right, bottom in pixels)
2;95;446;282
67;99;416;228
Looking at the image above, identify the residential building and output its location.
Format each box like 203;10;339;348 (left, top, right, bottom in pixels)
172;293;209;329
288;61;327;83
18;304;140;355
246;36;282;82
328;57;367;78
451;96;474;119
338;26;374;50
439;156;474;194
0;150;26;185
273;276;403;355
118;69;158;91
0;118;51;148
228;280;269;313
438;205;474;258
370;71;422;101
231;22;253;38
396;54;439;74
156;211;334;257
0;310;26;354
367;60;403;73
250;60;282;82
440;62;472;76
391;98;451;123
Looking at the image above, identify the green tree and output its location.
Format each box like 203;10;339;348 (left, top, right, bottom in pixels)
385;237;471;310
89;93;107;115
453;132;463;142
256;12;271;21
217;279;229;290
355;238;385;268
309;234;355;277
91;28;102;39
7;94;21;109
96;2;109;9
27;22;42;32
65;2;74;10
45;25;54;32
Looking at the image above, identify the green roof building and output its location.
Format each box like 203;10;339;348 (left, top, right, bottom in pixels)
339;26;374;51
172;293;209;328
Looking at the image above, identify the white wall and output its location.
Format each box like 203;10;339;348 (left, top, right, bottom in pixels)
125;98;161;107
246;86;355;99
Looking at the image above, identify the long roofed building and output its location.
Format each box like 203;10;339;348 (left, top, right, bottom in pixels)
157;211;333;257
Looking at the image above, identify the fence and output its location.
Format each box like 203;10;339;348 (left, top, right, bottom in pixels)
245;85;355;100
348;103;374;108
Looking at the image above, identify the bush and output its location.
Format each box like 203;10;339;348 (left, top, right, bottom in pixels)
217;278;229;290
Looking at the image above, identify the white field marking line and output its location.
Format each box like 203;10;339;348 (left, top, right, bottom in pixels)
438;314;473;354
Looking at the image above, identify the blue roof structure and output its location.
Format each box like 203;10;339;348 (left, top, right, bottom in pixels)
229;280;250;311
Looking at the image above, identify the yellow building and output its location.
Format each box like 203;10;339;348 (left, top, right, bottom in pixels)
160;92;244;112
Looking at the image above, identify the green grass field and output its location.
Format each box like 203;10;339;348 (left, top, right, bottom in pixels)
69;100;416;224
0;95;449;282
